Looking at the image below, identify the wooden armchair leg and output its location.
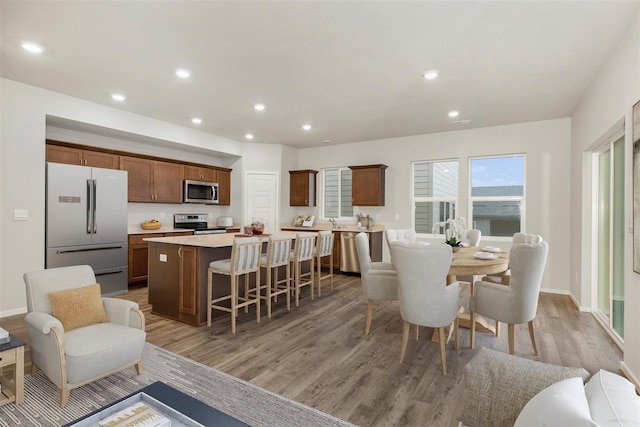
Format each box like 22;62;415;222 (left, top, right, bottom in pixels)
31;363;38;375
508;324;515;354
528;320;538;355
60;387;70;408
495;320;500;337
135;359;143;375
399;321;410;363
414;324;419;341
470;311;476;349
454;317;459;350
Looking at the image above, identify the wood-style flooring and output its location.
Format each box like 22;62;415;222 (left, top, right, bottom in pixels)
0;274;622;426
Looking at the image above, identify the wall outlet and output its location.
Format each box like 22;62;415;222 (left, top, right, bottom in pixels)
159;254;167;262
13;209;28;221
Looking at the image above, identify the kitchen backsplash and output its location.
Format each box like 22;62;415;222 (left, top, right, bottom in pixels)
127;203;234;226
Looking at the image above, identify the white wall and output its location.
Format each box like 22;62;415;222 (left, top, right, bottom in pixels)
0;78;245;316
297;119;572;294
570;9;640;385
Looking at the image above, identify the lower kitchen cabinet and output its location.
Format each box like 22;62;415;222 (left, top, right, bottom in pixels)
128;232;192;285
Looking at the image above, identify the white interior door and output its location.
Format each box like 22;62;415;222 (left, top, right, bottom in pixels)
245;172;278;233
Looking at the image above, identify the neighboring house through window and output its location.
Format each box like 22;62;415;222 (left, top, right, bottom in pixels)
412;160;458;234
323;167;353;219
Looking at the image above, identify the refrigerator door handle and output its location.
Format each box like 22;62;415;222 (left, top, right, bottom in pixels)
86;179;93;234
95;269;124;277
92;179;98;234
56;245;124;254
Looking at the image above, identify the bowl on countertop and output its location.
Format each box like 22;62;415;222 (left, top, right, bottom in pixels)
141;221;162;230
216;216;233;227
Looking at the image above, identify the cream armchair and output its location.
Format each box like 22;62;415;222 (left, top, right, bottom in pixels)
355;232;398;335
24;265;146;407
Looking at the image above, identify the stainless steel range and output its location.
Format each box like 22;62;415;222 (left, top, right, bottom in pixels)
174;214;227;235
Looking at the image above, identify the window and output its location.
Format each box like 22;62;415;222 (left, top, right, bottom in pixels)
469;155;525;237
412;160;458;234
323;168;353;219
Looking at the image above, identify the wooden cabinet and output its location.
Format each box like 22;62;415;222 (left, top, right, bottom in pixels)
120;156;184;203
320;232;340;270
46;144;119;169
178;246;198;317
184;165;216;182
128;232;192;285
289;170;318;206
349;164;387;206
217;169;231;205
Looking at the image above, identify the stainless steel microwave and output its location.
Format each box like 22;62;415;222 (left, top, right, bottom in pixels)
183;180;218;204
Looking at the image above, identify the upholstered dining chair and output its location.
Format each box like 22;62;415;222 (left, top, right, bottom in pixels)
389;241;460;375
385;228;417;245
23;265;146;407
315;230;334;296
290;232;317;307
465;229;482;247
258;234;293;318
470;240;549;355
483;232;543;285
355;232;398;335
208;236;262;333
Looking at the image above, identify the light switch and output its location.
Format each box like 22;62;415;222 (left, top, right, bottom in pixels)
159;254;167;262
13;209;28;221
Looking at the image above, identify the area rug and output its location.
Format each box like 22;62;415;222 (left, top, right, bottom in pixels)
0;343;354;427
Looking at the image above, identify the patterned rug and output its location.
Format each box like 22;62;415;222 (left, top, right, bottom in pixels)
0;343;353;427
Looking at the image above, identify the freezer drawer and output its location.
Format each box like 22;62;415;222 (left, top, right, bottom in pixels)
46;244;127;271
94;267;128;296
340;232;361;273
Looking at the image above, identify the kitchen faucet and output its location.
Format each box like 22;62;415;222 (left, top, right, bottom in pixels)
329;217;336;229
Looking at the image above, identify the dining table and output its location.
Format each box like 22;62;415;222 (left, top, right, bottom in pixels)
433;245;510;342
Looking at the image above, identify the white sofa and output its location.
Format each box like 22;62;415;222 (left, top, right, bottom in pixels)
459;348;640;427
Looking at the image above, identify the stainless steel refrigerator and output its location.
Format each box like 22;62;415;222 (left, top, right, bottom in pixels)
46;162;128;295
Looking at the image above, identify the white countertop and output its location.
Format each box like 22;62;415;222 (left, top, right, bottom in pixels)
280;223;385;233
144;230;300;248
128;223;242;235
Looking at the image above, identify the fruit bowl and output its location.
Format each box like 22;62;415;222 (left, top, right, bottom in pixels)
141;221;162;230
251;225;265;235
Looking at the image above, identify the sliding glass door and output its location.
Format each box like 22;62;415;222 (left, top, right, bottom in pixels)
595;135;624;340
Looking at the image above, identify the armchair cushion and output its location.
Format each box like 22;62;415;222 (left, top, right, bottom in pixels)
459;348;589;427
48;283;108;331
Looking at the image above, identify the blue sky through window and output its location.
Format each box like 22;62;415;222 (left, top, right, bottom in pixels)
471;156;524;187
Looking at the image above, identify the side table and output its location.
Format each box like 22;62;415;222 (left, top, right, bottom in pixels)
0;334;25;405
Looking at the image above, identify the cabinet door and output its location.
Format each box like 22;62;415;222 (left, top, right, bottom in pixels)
128;233;162;284
184;165;202;181
289;170;317;206
120;156;154;202
217;169;231;205
178;246;198;318
84;150;119;169
46;145;83;165
351;165;387;206
154;161;184;203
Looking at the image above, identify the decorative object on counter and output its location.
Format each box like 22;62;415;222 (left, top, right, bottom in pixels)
302;215;315;227
141;219;162;230
217;216;234;227
250;219;266;235
355;213;375;230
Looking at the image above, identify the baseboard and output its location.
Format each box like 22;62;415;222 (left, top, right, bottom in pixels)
0;306;27;319
621;362;640;393
540;287;569;295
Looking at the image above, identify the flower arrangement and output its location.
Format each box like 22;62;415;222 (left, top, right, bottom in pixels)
432;217;466;249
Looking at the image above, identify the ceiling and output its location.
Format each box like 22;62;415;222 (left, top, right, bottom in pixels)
1;1;638;149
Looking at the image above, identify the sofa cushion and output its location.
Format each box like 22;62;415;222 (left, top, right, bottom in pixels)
514;377;598;426
585;369;640;426
48;283;108;331
458;348;589;427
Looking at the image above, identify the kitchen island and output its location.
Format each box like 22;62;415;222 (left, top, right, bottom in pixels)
144;232;298;326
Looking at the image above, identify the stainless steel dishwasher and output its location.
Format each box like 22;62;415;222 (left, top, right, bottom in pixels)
340;232;361;273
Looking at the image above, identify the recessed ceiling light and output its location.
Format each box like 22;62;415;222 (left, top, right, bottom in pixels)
175;69;191;79
302;124;312;131
448;111;459;118
22;42;44;53
245;134;254;140
254;104;265;111
191;117;202;124
111;93;126;102
423;70;439;80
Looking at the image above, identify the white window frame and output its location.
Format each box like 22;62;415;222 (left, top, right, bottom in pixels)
468;154;526;239
321;167;353;220
411;159;459;236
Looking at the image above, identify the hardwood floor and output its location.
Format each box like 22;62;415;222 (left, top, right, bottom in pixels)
0;274;622;426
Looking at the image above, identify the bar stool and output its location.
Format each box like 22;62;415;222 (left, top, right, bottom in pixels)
258;235;293;318
290;232;316;307
315;230;334;296
207;237;261;334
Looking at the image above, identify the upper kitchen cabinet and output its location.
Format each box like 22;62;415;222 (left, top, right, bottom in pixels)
289;170;318;206
46;142;119;169
184;165;216;182
217;169;231;205
120;156;184;203
349;164;387;206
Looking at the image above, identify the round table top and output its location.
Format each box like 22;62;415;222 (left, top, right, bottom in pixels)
449;246;509;277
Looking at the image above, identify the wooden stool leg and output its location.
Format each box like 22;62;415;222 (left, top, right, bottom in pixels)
329;255;333;292
231;275;237;334
244;275;249;313
207;269;213;327
470;311;476;349
414;324;419;341
286;262;291;311
399;321;410;363
310;258;315;300
266;267;273;318
255;269;260;323
295;261;300;307
317;256;322;297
